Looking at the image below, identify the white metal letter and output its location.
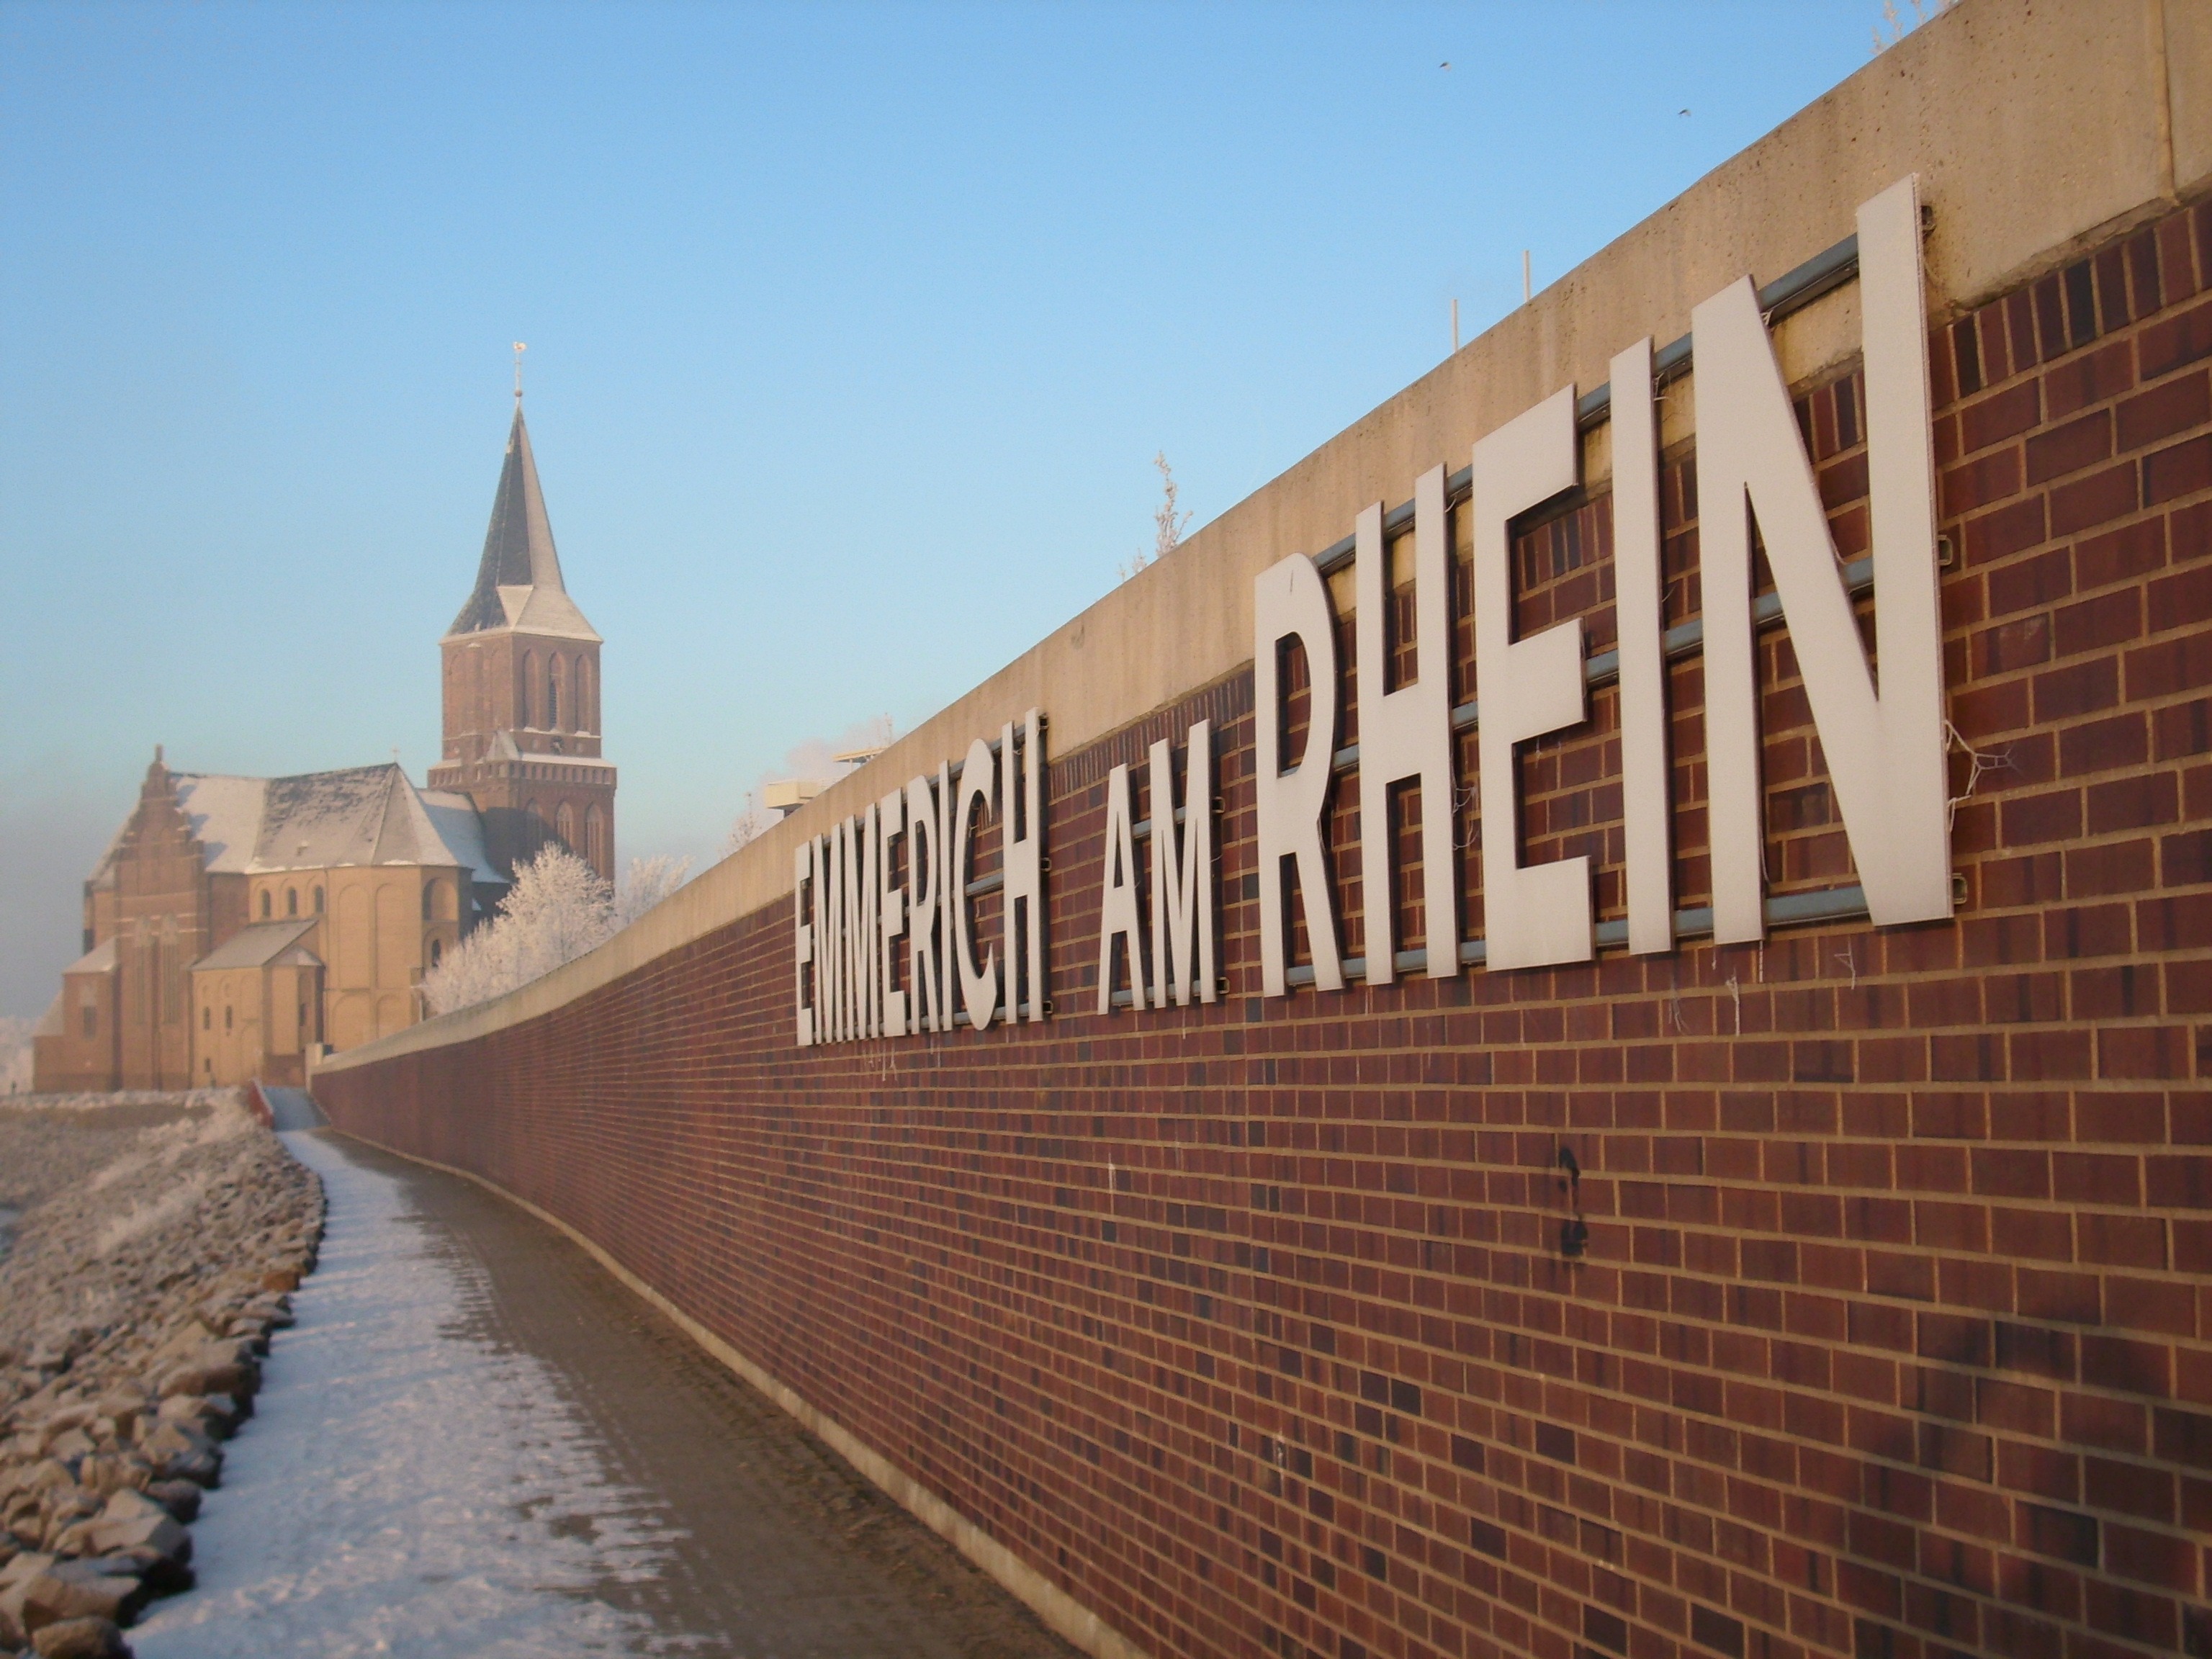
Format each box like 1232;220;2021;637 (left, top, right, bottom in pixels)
1611;337;1674;955
1254;554;1344;995
956;737;999;1031
878;786;907;1039
1002;710;1046;1022
906;774;942;1034
1356;468;1459;983
858;804;880;1039
1475;385;1593;971
1149;720;1217;1007
793;839;815;1046
1097;762;1146;1014
818;830;842;1042
1696;174;1948;942
839;817;863;1040
937;760;955;1031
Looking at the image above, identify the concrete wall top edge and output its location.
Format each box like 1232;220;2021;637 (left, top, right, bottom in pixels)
322;0;2205;1076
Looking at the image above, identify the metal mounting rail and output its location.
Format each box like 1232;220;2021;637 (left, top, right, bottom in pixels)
1309;231;1860;578
1322;554;1876;773
1274;883;1872;989
929;884;1878;1012
1104;884;1873;1004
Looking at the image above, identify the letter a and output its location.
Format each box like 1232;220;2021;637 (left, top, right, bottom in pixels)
1097;763;1147;1013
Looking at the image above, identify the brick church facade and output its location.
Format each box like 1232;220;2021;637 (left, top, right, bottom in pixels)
32;397;615;1092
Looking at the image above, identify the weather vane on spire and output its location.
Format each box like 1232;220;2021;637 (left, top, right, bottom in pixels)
513;341;526;403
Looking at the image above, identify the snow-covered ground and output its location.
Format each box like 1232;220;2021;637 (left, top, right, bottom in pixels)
6;1087;238;1114
130;1130;688;1659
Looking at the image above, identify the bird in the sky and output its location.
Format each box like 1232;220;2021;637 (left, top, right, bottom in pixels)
1678;107;1691;116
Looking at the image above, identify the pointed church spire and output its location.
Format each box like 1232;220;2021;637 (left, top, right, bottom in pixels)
431;372;615;885
446;397;598;642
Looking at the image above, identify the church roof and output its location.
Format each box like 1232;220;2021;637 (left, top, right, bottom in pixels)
419;789;503;887
60;938;117;976
114;764;489;878
445;405;601;644
191;917;323;973
168;774;267;873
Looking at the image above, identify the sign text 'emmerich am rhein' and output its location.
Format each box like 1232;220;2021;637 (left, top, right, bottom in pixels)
794;175;1949;1047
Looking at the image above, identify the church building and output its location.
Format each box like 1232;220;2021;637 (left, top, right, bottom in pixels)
32;395;614;1092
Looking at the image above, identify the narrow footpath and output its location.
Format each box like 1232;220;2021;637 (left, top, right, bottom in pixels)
129;1128;1081;1659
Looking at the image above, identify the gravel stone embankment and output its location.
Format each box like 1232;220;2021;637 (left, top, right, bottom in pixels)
0;1092;323;1659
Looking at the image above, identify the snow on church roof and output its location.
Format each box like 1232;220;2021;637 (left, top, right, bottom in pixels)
192;917;323;972
166;774;269;875
61;938;117;976
421;790;502;888
145;764;487;878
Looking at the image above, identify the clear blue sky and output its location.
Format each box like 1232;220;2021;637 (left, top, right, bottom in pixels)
0;1;1894;1017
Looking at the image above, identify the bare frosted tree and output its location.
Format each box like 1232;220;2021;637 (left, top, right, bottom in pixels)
422;845;693;1015
1871;0;1952;53
497;845;615;986
726;791;773;856
1121;451;1192;583
616;852;693;926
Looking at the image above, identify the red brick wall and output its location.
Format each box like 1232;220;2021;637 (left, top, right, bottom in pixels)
321;194;2212;1659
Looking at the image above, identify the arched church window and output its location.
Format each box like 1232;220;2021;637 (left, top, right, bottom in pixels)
549;656;565;732
314;886;325;914
430;938;443;968
556;803;575;849
286;887;298;917
260;891;271;920
585;804;605;872
422;881;437;921
523;651;539;727
202;1006;211;1031
578;658;595;732
224;1004;233;1033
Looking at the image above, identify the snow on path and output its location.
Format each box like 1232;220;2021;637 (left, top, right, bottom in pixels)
132;1130;685;1658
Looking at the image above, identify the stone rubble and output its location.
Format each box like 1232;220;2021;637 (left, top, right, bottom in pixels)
0;1092;324;1658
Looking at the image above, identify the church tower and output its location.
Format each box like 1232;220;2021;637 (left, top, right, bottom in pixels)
428;396;616;884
